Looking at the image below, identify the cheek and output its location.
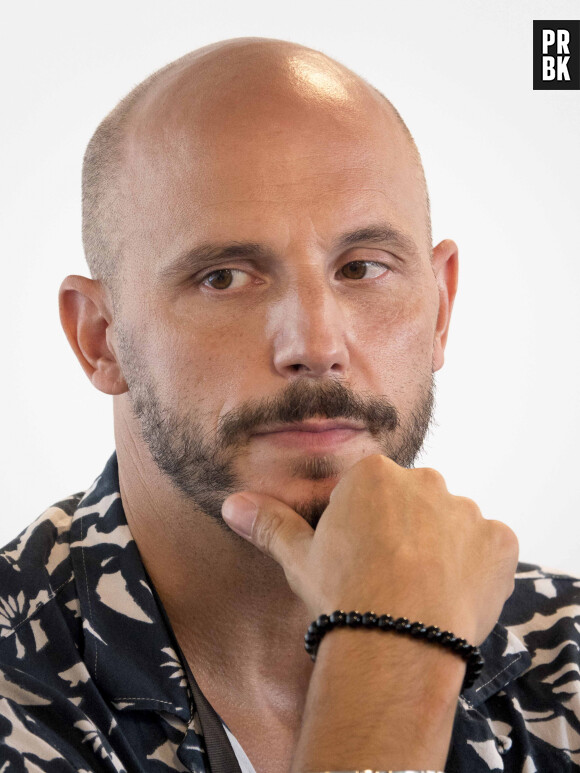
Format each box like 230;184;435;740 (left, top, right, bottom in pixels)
347;285;438;413
352;285;438;363
149;303;269;413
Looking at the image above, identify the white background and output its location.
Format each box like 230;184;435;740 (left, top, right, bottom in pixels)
1;0;578;573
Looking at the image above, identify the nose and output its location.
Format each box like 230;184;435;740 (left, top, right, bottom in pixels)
270;272;351;379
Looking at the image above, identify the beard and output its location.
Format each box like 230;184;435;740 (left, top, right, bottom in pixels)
117;327;435;531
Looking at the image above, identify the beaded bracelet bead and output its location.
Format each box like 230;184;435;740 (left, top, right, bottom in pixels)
304;610;484;692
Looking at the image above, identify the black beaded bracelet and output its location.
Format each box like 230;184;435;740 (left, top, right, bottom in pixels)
304;610;484;692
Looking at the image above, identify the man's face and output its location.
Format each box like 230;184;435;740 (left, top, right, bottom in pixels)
113;69;444;530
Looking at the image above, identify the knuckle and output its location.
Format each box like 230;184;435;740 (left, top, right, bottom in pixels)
357;453;397;480
481;519;520;573
491;520;520;554
415;466;447;488
453;495;482;518
359;453;389;470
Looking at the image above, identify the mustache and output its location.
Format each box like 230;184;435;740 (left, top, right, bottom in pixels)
216;379;399;447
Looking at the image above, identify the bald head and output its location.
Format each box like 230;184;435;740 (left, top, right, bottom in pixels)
82;38;430;302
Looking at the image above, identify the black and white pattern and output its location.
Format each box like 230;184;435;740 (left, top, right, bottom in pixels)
0;452;579;771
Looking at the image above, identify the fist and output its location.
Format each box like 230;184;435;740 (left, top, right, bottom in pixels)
222;454;519;646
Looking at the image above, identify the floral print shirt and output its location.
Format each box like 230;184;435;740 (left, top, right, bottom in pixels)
0;452;579;772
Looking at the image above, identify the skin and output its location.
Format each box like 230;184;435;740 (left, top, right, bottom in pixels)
59;39;517;771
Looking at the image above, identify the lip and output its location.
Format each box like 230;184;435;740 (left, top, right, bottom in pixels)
251;419;365;450
252;419;365;435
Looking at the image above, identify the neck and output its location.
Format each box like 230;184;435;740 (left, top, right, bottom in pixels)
114;411;314;722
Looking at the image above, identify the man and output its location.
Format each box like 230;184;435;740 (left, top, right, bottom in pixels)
0;37;578;772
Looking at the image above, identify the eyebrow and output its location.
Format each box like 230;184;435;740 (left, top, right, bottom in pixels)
158;242;274;282
158;222;419;282
332;224;419;257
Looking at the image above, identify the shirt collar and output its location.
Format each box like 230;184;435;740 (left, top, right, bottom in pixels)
68;451;532;718
69;452;191;722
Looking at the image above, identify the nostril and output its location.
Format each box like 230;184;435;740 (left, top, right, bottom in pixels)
287;361;344;375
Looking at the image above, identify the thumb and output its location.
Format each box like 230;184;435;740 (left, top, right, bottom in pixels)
222;491;313;571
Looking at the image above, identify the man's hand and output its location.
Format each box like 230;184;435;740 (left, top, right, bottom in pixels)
222;454;519;770
222;453;518;646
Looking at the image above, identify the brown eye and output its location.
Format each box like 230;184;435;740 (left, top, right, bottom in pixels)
206;269;234;289
340;260;390;281
341;261;368;280
202;268;254;290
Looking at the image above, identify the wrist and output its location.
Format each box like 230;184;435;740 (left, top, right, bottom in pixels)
291;629;462;773
305;610;483;692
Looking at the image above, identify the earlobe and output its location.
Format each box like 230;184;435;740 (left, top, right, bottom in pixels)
58;275;128;395
431;239;459;372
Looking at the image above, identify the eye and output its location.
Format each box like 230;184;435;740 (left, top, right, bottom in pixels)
201;268;252;290
340;260;390;280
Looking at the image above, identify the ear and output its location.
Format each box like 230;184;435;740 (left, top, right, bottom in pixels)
431;239;459;372
58;275;128;395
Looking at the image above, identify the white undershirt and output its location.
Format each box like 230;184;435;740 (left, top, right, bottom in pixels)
222;721;258;773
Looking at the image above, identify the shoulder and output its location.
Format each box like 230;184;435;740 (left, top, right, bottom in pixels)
501;561;580;677
0;492;85;656
492;564;580;768
451;565;580;769
515;561;580;584
501;561;580;630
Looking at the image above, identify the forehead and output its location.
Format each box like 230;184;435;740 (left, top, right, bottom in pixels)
118;60;428;282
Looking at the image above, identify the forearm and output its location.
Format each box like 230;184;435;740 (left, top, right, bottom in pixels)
290;627;464;773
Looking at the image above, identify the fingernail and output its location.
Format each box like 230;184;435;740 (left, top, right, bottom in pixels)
222;495;258;538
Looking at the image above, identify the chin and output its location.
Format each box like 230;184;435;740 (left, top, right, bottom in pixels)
290;495;331;530
288;454;344;481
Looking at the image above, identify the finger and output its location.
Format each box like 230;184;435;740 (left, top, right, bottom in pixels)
222;491;314;572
